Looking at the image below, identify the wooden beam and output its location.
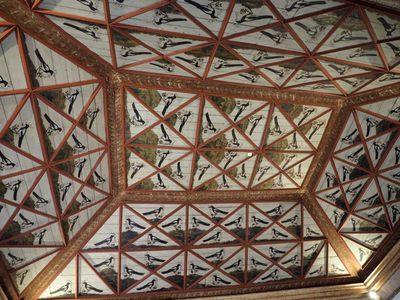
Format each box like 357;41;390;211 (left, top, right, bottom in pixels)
302;191;363;277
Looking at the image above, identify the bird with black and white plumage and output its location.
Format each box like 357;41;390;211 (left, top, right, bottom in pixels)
294;21;325;38
234;6;273;25
75;158;87;178
160;92;176;116
224;259;242;271
19;213;34;229
235;163;247;180
308;120;324;139
309;265;324;276
157;37;192;50
333;29;368;43
156;150;170;168
203;231;222;243
281;254;299;266
367;207;384;220
130;102;146;126
64;89;80;115
386;42;400;57
386;184;400;201
5;179;22;201
50;281;72;295
162;218;182;231
17;270;29;286
270;115;283;136
147;233;168;246
217;175;230;189
272;228;289;239
305;243;319;253
212;274;231;286
93;256;114;269
71;133;86;154
68;216;79;233
227;129;240;148
208;205;228;218
125;217;145;231
10;123;30;148
32;191;49;208
79;192;92;206
161;263;182;275
94;171;106;186
123;266;144;279
281;215;299;226
361;193;379;206
34;48;54;78
377;16;399;37
81;281;103;293
190;263;209;274
325;172;336;188
260;30;288;44
305;227;320;237
265;204;284;216
391;204;400;223
137;278;158;291
197;164;210;181
252;50;284;63
63;22;100;40
191;216;210;229
154;173;167;190
224;216;243;229
33;229;47;245
328;64;353;76
233;101;250;122
142;207;164;219
43;113;63;136
145;254;165;266
261;268;279;281
364;235;383;248
249;257;269;269
285;0;327;12
76;0;99;12
0;74;9;88
176;110;192;133
130;162;144;179
0;150;15;171
206;249;225;261
159;124;173;145
171;162;183;179
223;151;237;170
120;46;152;58
346;146;363;163
203;112;218;134
212;58;244;70
86;107;100;130
268;246;286;258
251;215;269;227
256;166;271;182
341;165;353;182
59;182;72;202
94;234;116;248
7;252;24;266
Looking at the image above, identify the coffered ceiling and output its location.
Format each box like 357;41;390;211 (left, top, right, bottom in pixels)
0;0;399;299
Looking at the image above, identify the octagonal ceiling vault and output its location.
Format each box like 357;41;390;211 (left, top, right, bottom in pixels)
0;1;399;300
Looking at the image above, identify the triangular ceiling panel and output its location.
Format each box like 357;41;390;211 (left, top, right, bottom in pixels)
39;257;76;299
177;0;231;37
23;33;94;87
118;3;210;37
223;0;277;38
36;0;107;21
230;25;304;52
0;30;28;92
319;9;372;52
46;16;112;64
10;251;59;293
270;0;345;20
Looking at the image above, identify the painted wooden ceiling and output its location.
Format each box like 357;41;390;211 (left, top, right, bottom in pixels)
0;0;399;299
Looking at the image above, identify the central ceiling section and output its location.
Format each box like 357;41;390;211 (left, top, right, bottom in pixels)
124;88;330;191
34;0;400;95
